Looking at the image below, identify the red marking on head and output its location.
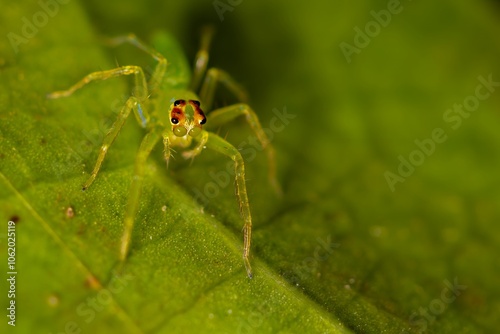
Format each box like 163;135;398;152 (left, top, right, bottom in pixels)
170;107;186;125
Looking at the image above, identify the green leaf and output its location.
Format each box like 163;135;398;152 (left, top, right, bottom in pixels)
1;0;499;333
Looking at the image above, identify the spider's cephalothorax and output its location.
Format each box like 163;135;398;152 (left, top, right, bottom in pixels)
169;99;206;138
47;29;281;278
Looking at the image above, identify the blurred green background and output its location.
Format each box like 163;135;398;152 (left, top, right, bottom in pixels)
1;0;500;333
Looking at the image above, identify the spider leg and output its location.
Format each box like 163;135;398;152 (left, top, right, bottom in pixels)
204;132;253;278
48;64;153;189
206;103;282;196
104;34;167;95
120;128;161;261
199;68;249;112
48;65;151;126
162;133;172;169
82;96;145;190
190;27;248;111
190;26;215;93
48;65;148;100
182;131;209;160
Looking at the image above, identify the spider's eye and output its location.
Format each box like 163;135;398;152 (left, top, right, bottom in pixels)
174;99;183;106
174;126;187;137
171;118;179;124
200;117;206;125
189;127;202;137
191;100;200;107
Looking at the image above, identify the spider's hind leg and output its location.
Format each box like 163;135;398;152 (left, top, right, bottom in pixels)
103;34;167;94
190;27;248;111
199;68;248;112
190;26;215;93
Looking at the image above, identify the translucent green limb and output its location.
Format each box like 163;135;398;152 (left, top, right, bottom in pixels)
80;96;143;190
47;65;149;102
205;132;253;278
190;26;215;93
47;64;152;189
199;68;248;112
162;133;172;168
120;128;162;261
207;104;282;196
47;65;151;128
104;34;167;95
182;131;209;160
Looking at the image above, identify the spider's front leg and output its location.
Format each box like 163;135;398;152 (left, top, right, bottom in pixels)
204;132;254;278
207;104;282;196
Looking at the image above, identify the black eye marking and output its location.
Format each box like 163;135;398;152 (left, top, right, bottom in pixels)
171;118;179;124
174;99;184;107
191;100;200;107
200;117;206;125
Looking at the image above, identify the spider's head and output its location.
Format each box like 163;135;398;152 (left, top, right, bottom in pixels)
169;99;206;137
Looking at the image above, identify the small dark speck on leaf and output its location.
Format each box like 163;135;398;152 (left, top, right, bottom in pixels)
9;215;20;224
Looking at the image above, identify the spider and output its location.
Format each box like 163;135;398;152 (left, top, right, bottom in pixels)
47;27;281;278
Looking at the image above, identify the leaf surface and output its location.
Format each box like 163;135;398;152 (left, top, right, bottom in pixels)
1;1;499;333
